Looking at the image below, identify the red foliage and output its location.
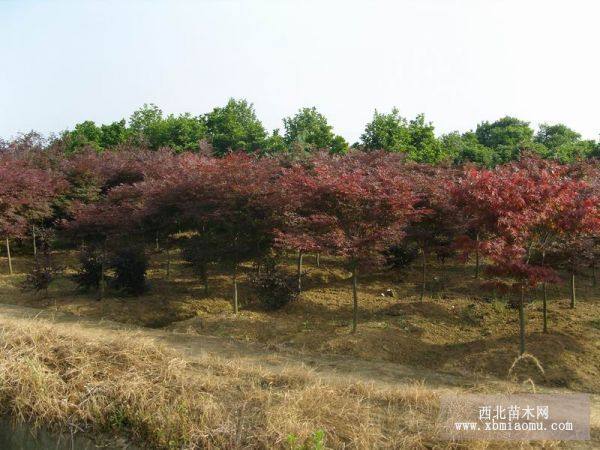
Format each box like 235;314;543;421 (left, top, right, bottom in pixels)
0;155;66;238
453;155;600;286
140;152;284;265
405;163;462;256
276;151;420;270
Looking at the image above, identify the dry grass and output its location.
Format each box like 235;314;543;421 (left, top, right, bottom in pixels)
0;315;449;449
0;253;598;447
1;249;599;395
0;315;580;449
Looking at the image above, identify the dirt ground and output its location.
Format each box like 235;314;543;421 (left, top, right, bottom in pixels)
1;248;599;395
0;247;599;448
0;301;597;449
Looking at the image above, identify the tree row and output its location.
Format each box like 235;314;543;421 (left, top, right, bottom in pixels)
1;147;599;355
3;99;599;165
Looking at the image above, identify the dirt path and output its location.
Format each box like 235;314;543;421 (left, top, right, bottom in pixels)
0;303;580;392
1;302;597;447
0;302;499;388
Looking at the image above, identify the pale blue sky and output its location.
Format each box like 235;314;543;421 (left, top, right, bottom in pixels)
1;0;599;142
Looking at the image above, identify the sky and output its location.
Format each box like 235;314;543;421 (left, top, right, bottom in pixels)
1;0;599;143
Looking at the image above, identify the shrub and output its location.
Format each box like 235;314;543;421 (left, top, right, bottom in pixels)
73;248;103;291
109;246;148;295
251;259;297;310
21;229;60;297
385;242;419;269
181;236;217;291
21;262;58;296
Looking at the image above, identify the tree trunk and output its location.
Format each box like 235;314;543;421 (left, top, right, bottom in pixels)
351;265;358;333
166;245;171;280
98;244;106;301
204;274;209;296
420;246;427;302
592;259;597;287
475;232;480;279
233;264;239;314
5;238;13;275
570;262;576;309
155;231;159;251
541;249;548;334
316;253;320;268
297;250;303;293
32;226;37;259
519;284;526;355
542;283;548;334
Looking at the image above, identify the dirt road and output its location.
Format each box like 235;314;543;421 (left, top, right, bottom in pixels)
0;302;497;388
0;301;597;442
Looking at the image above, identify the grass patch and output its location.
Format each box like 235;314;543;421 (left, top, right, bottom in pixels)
0;315;451;449
2;250;600;395
0;315;581;448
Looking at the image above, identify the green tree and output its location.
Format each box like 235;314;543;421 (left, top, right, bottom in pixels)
360;108;411;152
129;105;207;151
263;129;287;155
283;107;346;154
550;140;596;162
535;123;580;149
591;141;600;159
406;114;442;163
475;116;534;163
329;134;349;154
99;119;128;148
361;109;442;163
145;113;206;152
129;103;162;139
534;123;595;162
63;120;102;153
129;103;163;145
203;98;266;155
441;131;496;167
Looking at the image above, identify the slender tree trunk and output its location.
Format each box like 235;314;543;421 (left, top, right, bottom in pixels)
204;273;209;296
155;231;159;251
519;284;526;355
166;244;171;280
592;259;597;288
541;250;548;334
32;226;37;259
570;261;576;309
542;283;548;334
316;253;320;268
475;232;480;279
5;238;13;275
351;265;358;333
98;243;106;301
297;250;303;293
420;246;427;302
233;264;239;314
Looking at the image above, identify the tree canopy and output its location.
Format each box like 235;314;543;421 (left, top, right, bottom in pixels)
360;109;442;163
283;107;348;154
28;102;598;166
203;98;267;155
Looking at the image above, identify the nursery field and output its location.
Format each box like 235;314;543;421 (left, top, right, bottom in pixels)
0;249;599;449
1;146;600;448
2;249;600;392
4;2;600;447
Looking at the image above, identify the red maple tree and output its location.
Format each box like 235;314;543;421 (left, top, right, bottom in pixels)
277;151;420;332
0;155;66;273
454;156;599;353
